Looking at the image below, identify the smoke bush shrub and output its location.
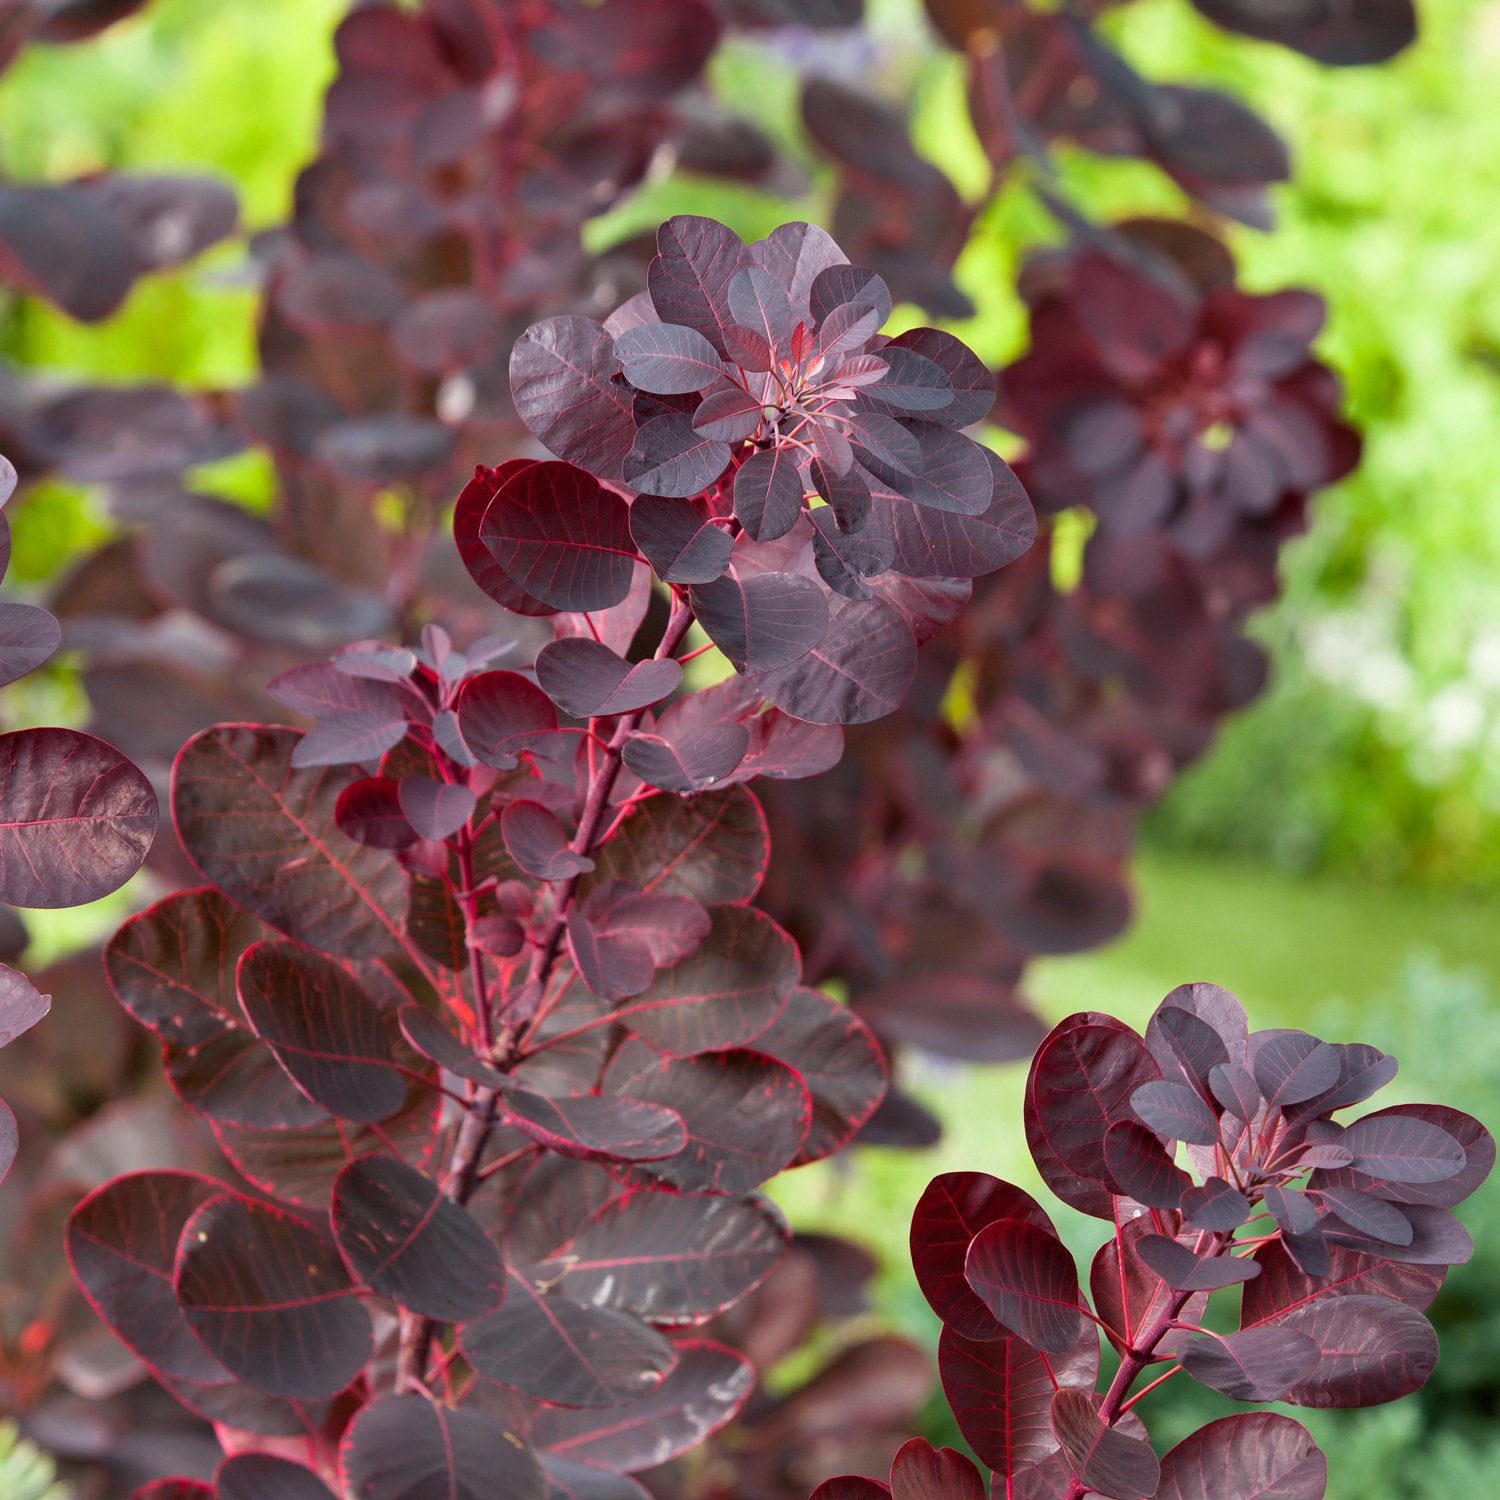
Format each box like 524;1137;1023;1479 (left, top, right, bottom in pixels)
813;983;1492;1500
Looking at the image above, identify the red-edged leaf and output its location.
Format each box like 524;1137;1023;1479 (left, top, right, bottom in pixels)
1049;1388;1160;1500
0;727;156;907
0;1099;15;1185
911;1172;1055;1340
238;940;403;1123
629;494;733;584
336;777;418;849
608;902;797;1054
502;800;594;881
0;963;49;1046
454;461;556;616
1273;1293;1437;1407
480;460;638;612
216;1455;339;1500
693;385;764;443
1144;1004;1229;1097
733;447;805;541
964;1218;1085;1354
1090;1218;1209;1363
1103;1121;1192;1208
398;776;476;841
748;985;886;1165
455;670;558;770
533;1341;753;1473
565;909;654;1001
290;710;408;770
331;1155;504;1320
939;1323;1098;1476
340;1393;544;1500
615;321;725;395
889;1436;985;1500
1179;1326;1322;1400
690;570;828;671
647;215;751;357
620;722;749;793
536;639;683;718
509;316;635;480
1155;1413;1326;1500
502;1085;687;1164
810;1482;891;1500
1129;1080;1220;1145
728;264;795;350
174;725;410;959
462;1268;676;1409
129;1484;212;1500
603;1042;810;1193
1134;1234;1260;1291
175;1193;369;1400
625;411;732;498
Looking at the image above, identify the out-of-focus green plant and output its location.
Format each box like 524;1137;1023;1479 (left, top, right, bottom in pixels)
0;1423;68;1500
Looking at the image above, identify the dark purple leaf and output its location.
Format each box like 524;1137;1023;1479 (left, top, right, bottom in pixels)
629;495;733;583
536;639;683;718
1274;1293;1437;1407
510;316;635;480
0;1098;14;1184
692;385;764;442
690;569;828;672
810;1483;891;1500
238;940;404;1123
888;1436;985;1500
1049;1387;1160;1500
882;449;1034;579
1130;1080;1220;1144
1180;1178;1251;1232
1155;1413;1327;1500
0;601;61;685
1090;1220;1209;1363
502;1085;688;1164
1103;1121;1191;1207
395;774;474;842
0;727;156;908
1253;1031;1341;1107
290;709;408;770
454;463;556;616
625;411;731;498
456;670;559;770
939;1324;1097;1475
533;1341;753;1473
750;221;846;322
174;726;409;959
865;347;955;413
216;1455;338;1500
733;447;805;541
0;962;49;1046
1180;1326;1321;1400
541;1456;652;1500
175;1193;368;1399
480;461;638;612
565;909;655;1001
1209;1062;1262;1122
621;722;750;793
647;216;752;357
964;1218;1085;1354
336;777;418;850
1144;1004;1230;1096
1313;1185;1413;1246
1134;1234;1260;1290
615;321;726;395
1241;1239;1445;1329
331;1155;504;1320
1264;1185;1319;1236
462;1269;676;1408
502;800;594;881
911;1172;1055;1341
1190;0;1415;66
340;1393;544;1500
1339;1112;1467;1184
1325;1202;1471;1266
1313;1104;1493;1208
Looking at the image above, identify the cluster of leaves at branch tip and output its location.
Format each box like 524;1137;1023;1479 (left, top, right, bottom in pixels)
54;211;1043;1500
813;982;1492;1500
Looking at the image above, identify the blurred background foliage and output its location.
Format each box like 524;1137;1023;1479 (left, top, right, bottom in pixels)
0;1;1497;1495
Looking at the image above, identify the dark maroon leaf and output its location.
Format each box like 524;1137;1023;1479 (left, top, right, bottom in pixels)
175;1193;369;1400
1103;1121;1191;1208
0;182;136;320
480;461;638;612
454;462;557;616
1134;1234;1260;1290
336;777;418;850
290;709;408;770
216;1455;339;1500
608;902;796;1053
615;322;726;394
1130;1079;1219;1144
533;1341;754;1473
620;722;749;793
1180;1178;1251;1232
1209;1062;1262;1122
1273;1293;1437;1407
536;639;683;718
1090;1220;1209;1363
748;985;885;1165
174;725;409;959
882;450;1034;579
0;727;156;908
331;1155;503;1320
865;347;954;413
690;569;827;672
67;1171;232;1384
1339;1111;1467;1183
647;216;751;357
939;1324;1097;1475
584;888;710;969
1049;1387;1160;1500
129;1484;213;1500
237;941;403;1123
565;909;655;1001
625;410;731;498
912;1172;1055;1340
1155;1413;1327;1500
1179;1325;1321;1400
463;1268;676;1408
733;447;805;541
1025;1015;1161;1218
1264;1184;1319;1236
728;264;795;349
1253;1031;1341;1107
1313;1104;1493;1209
0;601;60;684
456;670;559;770
541;1456;653;1500
503;800;594;881
1325;1202;1470;1266
340;1393;545;1500
1191;0;1415;66
964;1218;1085;1354
1144;1005;1229;1096
888;1436;985;1500
692;385;764;442
0;1098;14;1184
585;785;768;903
510;317;635;480
0;962;48;1046
810;1483;891;1500
630;495;733;583
398;777;475;842
502;1085;688;1164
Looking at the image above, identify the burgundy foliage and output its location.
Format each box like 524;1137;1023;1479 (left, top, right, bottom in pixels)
813;984;1491;1500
